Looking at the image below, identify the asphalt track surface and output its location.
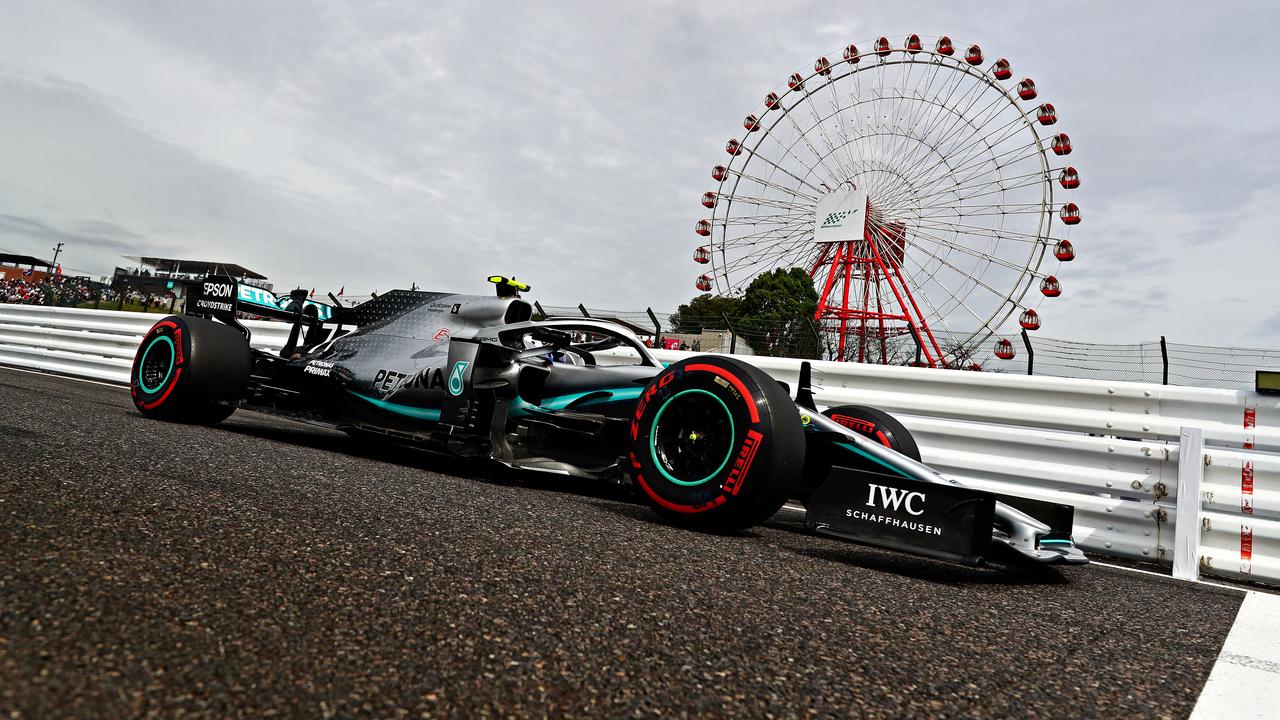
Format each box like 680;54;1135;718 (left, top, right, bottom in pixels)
0;367;1245;718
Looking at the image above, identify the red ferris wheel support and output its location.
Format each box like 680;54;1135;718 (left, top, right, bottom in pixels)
810;203;946;366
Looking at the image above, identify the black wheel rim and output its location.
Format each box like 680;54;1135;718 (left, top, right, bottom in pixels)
649;389;736;486
138;335;175;394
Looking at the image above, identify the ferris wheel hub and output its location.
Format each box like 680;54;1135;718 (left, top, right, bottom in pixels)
813;190;868;244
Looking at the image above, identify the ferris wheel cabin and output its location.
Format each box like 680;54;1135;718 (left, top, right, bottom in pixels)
1040;276;1062;297
994;338;1016;360
1058;167;1080;189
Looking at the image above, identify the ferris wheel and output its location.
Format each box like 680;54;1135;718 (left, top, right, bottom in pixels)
693;34;1080;367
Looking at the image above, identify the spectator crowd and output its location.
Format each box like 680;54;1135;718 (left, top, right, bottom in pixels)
1;276;144;307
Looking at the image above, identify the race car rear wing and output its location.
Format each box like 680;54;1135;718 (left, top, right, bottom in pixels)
187;275;345;356
188;275;337;323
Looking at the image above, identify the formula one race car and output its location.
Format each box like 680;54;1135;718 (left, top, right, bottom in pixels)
129;275;1087;567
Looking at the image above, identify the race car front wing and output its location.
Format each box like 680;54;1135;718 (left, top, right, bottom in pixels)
801;410;1087;567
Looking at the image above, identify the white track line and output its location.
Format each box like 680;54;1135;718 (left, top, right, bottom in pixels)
1191;590;1280;719
1092;561;1254;595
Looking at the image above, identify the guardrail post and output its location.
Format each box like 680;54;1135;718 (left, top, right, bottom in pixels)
647;307;662;348
1173;426;1205;581
533;301;547;320
1161;335;1169;385
721;313;737;355
578;304;590;318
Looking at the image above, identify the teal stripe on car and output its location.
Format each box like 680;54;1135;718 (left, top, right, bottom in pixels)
348;391;441;421
510;386;644;417
835;441;913;479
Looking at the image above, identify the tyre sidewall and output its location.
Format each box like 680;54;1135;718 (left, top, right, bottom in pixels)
131;317;191;417
630;356;802;528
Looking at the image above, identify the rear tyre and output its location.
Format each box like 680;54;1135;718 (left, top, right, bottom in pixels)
130;315;250;424
629;356;804;531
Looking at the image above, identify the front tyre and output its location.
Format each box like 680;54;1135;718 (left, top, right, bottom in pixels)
823;405;920;462
130;315;250;424
629;356;804;531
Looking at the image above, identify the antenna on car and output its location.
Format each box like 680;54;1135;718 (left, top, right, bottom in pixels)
487;275;530;298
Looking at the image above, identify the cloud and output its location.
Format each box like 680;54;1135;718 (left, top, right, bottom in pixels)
0;214;140;254
0;0;1276;348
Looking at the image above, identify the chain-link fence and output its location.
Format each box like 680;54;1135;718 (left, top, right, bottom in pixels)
1016;337;1165;384
540;303;1280;391
978;335;1280;390
1008;337;1280;390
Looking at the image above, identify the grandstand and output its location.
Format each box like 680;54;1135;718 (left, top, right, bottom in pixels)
0;253;54;283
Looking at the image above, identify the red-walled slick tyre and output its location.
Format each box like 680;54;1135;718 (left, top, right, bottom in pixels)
795;405;921;500
823;405;921;462
130;315;250;424
629;355;804;531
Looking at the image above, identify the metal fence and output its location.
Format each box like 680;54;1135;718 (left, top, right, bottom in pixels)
983;335;1280;391
536;304;1280;391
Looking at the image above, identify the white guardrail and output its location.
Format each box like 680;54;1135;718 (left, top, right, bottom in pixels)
1;303;1275;587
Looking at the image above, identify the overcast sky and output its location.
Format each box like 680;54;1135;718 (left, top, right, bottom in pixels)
1;1;1277;346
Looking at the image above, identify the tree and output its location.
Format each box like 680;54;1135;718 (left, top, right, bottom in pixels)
670;293;742;334
737;268;820;359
